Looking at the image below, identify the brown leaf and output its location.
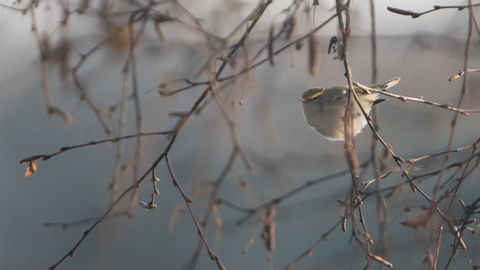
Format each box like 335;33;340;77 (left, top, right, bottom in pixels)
401;206;434;229
308;33;319;75
25;160;37;177
422;249;434;268
150;12;176;23
48;107;72;124
267;25;274;66
371;254;393;268
284;16;296;40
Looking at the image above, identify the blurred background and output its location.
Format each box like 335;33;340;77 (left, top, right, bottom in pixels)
1;0;480;269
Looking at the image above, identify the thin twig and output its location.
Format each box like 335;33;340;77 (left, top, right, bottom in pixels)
19;131;172;163
47;132;178;269
387;4;480;19
354;82;480;115
433;1;475;268
218;161;369;225
165;155;225;269
285;199;363;269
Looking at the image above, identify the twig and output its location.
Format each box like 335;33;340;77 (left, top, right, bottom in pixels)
361;140;480;189
443;139;480;269
433;1;475;268
19;131;172;164
71;38;113;134
354;82;480;115
126;8;148;216
449;68;480;81
185;149;238;269
47;132;178;269
362;153;479;198
183;2;273;268
218;161;369;225
285;199;362;269
43;211;127;229
109;61;131;207
209;62;251;170
369;0;388;264
387;4;480;19
159;12;338;97
165;155;225;269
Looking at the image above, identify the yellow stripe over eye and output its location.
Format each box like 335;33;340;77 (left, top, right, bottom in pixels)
310;91;323;101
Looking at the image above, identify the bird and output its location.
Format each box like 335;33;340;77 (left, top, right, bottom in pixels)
300;78;400;141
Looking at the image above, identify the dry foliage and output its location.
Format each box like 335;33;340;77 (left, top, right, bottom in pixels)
4;0;480;270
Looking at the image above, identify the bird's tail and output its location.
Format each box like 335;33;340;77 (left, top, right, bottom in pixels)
381;77;401;90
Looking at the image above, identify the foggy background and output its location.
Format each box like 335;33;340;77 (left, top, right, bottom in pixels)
1;0;479;270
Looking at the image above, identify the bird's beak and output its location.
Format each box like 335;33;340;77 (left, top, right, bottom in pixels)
299;98;306;102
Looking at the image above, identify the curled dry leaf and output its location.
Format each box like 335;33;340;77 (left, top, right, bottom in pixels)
422;249;434;268
107;26;128;51
25;160;37;177
371;254;393;268
261;206;276;252
267;25;274;66
150;12;176;23
284;16;296;40
308;33;319;76
48;107;72;124
401;205;435;229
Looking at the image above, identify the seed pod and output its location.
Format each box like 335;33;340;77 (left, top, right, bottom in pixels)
268;25;275;66
284;16;296;40
308;33;319;75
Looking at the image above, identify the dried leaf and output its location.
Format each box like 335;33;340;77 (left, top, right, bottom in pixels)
422;249;434;268
308;33;319;75
371;254;393;268
48;107;72;124
150;12;176;23
25;160;37;177
108;26;128;51
284;16;296;40
401;206;434;229
267;25;274;66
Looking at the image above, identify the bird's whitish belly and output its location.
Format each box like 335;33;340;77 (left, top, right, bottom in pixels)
302;101;371;141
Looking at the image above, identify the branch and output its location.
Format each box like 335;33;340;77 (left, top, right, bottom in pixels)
354;82;480;115
19;131;172;163
165;155;225;270
47;132;178;269
387;4;480;19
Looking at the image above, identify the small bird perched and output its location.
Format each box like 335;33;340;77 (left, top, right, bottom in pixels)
300;78;400;141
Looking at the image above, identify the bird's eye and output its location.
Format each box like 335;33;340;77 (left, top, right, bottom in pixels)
312;97;318;101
